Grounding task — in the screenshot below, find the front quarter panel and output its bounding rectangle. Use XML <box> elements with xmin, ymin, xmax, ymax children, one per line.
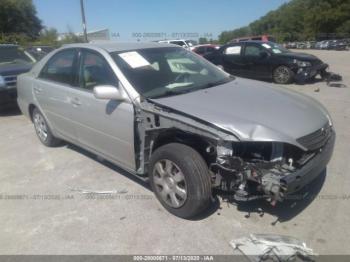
<box><xmin>17</xmin><ymin>73</ymin><xmax>35</xmax><ymax>119</ymax></box>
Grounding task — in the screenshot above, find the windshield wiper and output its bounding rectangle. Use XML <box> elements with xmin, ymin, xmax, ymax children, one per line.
<box><xmin>149</xmin><ymin>89</ymin><xmax>192</xmax><ymax>99</ymax></box>
<box><xmin>198</xmin><ymin>76</ymin><xmax>235</xmax><ymax>90</ymax></box>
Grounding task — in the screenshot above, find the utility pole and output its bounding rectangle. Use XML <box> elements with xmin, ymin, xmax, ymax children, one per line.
<box><xmin>80</xmin><ymin>0</ymin><xmax>88</xmax><ymax>42</ymax></box>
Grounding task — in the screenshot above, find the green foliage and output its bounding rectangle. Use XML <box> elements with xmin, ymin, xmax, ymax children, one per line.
<box><xmin>219</xmin><ymin>0</ymin><xmax>350</xmax><ymax>43</ymax></box>
<box><xmin>198</xmin><ymin>37</ymin><xmax>209</xmax><ymax>44</ymax></box>
<box><xmin>36</xmin><ymin>28</ymin><xmax>59</xmax><ymax>46</ymax></box>
<box><xmin>0</xmin><ymin>0</ymin><xmax>42</xmax><ymax>43</ymax></box>
<box><xmin>58</xmin><ymin>32</ymin><xmax>85</xmax><ymax>45</ymax></box>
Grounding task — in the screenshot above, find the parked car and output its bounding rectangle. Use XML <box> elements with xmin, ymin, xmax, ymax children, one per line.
<box><xmin>328</xmin><ymin>40</ymin><xmax>347</xmax><ymax>51</ymax></box>
<box><xmin>191</xmin><ymin>44</ymin><xmax>220</xmax><ymax>56</ymax></box>
<box><xmin>17</xmin><ymin>42</ymin><xmax>335</xmax><ymax>218</ymax></box>
<box><xmin>204</xmin><ymin>41</ymin><xmax>328</xmax><ymax>84</ymax></box>
<box><xmin>157</xmin><ymin>39</ymin><xmax>196</xmax><ymax>50</ymax></box>
<box><xmin>315</xmin><ymin>41</ymin><xmax>323</xmax><ymax>49</ymax></box>
<box><xmin>320</xmin><ymin>40</ymin><xmax>331</xmax><ymax>50</ymax></box>
<box><xmin>26</xmin><ymin>46</ymin><xmax>55</xmax><ymax>60</ymax></box>
<box><xmin>0</xmin><ymin>44</ymin><xmax>36</xmax><ymax>108</ymax></box>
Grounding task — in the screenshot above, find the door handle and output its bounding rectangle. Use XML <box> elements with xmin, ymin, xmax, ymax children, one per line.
<box><xmin>33</xmin><ymin>87</ymin><xmax>43</xmax><ymax>94</ymax></box>
<box><xmin>70</xmin><ymin>97</ymin><xmax>82</xmax><ymax>107</ymax></box>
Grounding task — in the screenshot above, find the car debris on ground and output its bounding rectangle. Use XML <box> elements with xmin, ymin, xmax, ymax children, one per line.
<box><xmin>231</xmin><ymin>234</ymin><xmax>316</xmax><ymax>262</ymax></box>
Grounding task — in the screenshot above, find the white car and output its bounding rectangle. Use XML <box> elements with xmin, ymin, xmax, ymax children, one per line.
<box><xmin>157</xmin><ymin>40</ymin><xmax>196</xmax><ymax>50</ymax></box>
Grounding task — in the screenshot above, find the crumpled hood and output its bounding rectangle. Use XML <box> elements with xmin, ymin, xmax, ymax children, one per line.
<box><xmin>151</xmin><ymin>78</ymin><xmax>331</xmax><ymax>149</ymax></box>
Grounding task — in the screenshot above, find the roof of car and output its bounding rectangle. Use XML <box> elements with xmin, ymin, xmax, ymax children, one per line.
<box><xmin>63</xmin><ymin>42</ymin><xmax>175</xmax><ymax>53</ymax></box>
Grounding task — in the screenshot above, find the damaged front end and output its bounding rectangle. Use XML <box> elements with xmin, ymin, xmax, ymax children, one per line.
<box><xmin>136</xmin><ymin>99</ymin><xmax>335</xmax><ymax>206</ymax></box>
<box><xmin>211</xmin><ymin>126</ymin><xmax>335</xmax><ymax>204</ymax></box>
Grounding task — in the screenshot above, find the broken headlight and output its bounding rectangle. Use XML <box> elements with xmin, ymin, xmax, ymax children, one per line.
<box><xmin>293</xmin><ymin>59</ymin><xmax>311</xmax><ymax>67</ymax></box>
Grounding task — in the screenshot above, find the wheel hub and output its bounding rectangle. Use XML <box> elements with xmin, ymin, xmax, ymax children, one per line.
<box><xmin>153</xmin><ymin>159</ymin><xmax>187</xmax><ymax>208</ymax></box>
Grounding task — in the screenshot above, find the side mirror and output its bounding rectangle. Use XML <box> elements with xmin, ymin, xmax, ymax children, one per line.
<box><xmin>259</xmin><ymin>51</ymin><xmax>269</xmax><ymax>59</ymax></box>
<box><xmin>93</xmin><ymin>85</ymin><xmax>127</xmax><ymax>101</ymax></box>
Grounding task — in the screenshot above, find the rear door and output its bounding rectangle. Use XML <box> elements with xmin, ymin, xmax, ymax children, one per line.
<box><xmin>221</xmin><ymin>43</ymin><xmax>245</xmax><ymax>76</ymax></box>
<box><xmin>34</xmin><ymin>48</ymin><xmax>79</xmax><ymax>141</ymax></box>
<box><xmin>67</xmin><ymin>49</ymin><xmax>136</xmax><ymax>171</ymax></box>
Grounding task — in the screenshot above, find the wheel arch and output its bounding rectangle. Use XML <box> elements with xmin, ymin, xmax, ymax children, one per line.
<box><xmin>151</xmin><ymin>128</ymin><xmax>216</xmax><ymax>166</ymax></box>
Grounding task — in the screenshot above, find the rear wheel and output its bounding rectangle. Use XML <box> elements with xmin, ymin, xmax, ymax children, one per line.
<box><xmin>32</xmin><ymin>108</ymin><xmax>61</xmax><ymax>147</ymax></box>
<box><xmin>273</xmin><ymin>65</ymin><xmax>294</xmax><ymax>84</ymax></box>
<box><xmin>149</xmin><ymin>143</ymin><xmax>212</xmax><ymax>219</ymax></box>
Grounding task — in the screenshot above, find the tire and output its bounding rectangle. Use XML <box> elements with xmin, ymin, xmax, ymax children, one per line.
<box><xmin>32</xmin><ymin>108</ymin><xmax>61</xmax><ymax>147</ymax></box>
<box><xmin>149</xmin><ymin>143</ymin><xmax>212</xmax><ymax>219</ymax></box>
<box><xmin>273</xmin><ymin>65</ymin><xmax>294</xmax><ymax>84</ymax></box>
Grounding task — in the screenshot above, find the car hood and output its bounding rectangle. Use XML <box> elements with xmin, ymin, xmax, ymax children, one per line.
<box><xmin>151</xmin><ymin>78</ymin><xmax>330</xmax><ymax>149</ymax></box>
<box><xmin>0</xmin><ymin>62</ymin><xmax>33</xmax><ymax>76</ymax></box>
<box><xmin>276</xmin><ymin>52</ymin><xmax>320</xmax><ymax>62</ymax></box>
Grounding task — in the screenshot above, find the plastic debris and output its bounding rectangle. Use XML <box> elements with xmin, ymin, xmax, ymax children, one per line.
<box><xmin>231</xmin><ymin>234</ymin><xmax>316</xmax><ymax>262</ymax></box>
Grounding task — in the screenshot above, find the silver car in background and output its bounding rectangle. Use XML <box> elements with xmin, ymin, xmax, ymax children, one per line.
<box><xmin>17</xmin><ymin>42</ymin><xmax>335</xmax><ymax>218</ymax></box>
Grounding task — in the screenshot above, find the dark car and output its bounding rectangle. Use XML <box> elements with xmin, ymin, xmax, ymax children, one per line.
<box><xmin>191</xmin><ymin>44</ymin><xmax>220</xmax><ymax>56</ymax></box>
<box><xmin>204</xmin><ymin>41</ymin><xmax>328</xmax><ymax>84</ymax></box>
<box><xmin>0</xmin><ymin>44</ymin><xmax>36</xmax><ymax>108</ymax></box>
<box><xmin>328</xmin><ymin>40</ymin><xmax>347</xmax><ymax>51</ymax></box>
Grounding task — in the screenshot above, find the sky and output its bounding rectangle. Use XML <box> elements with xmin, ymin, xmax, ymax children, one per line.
<box><xmin>33</xmin><ymin>0</ymin><xmax>289</xmax><ymax>41</ymax></box>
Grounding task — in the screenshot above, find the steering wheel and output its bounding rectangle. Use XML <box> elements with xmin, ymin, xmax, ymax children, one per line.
<box><xmin>174</xmin><ymin>72</ymin><xmax>190</xmax><ymax>83</ymax></box>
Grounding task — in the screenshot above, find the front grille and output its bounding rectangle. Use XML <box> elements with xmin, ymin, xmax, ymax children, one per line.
<box><xmin>4</xmin><ymin>75</ymin><xmax>17</xmax><ymax>88</ymax></box>
<box><xmin>297</xmin><ymin>123</ymin><xmax>332</xmax><ymax>151</ymax></box>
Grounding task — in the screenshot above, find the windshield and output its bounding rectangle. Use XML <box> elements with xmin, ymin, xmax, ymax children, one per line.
<box><xmin>111</xmin><ymin>47</ymin><xmax>233</xmax><ymax>99</ymax></box>
<box><xmin>0</xmin><ymin>47</ymin><xmax>35</xmax><ymax>64</ymax></box>
<box><xmin>261</xmin><ymin>42</ymin><xmax>291</xmax><ymax>54</ymax></box>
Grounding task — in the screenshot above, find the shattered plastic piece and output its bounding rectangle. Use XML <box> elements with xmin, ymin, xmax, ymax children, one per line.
<box><xmin>69</xmin><ymin>186</ymin><xmax>128</xmax><ymax>194</ymax></box>
<box><xmin>231</xmin><ymin>234</ymin><xmax>316</xmax><ymax>262</ymax></box>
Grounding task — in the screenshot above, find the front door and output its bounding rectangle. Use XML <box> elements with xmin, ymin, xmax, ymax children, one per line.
<box><xmin>242</xmin><ymin>43</ymin><xmax>271</xmax><ymax>79</ymax></box>
<box><xmin>68</xmin><ymin>49</ymin><xmax>135</xmax><ymax>171</ymax></box>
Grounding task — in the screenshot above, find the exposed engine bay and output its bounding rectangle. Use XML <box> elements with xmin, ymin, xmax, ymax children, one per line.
<box><xmin>136</xmin><ymin>99</ymin><xmax>335</xmax><ymax>205</ymax></box>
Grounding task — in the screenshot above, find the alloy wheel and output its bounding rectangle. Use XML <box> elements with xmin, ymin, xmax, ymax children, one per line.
<box><xmin>274</xmin><ymin>66</ymin><xmax>291</xmax><ymax>84</ymax></box>
<box><xmin>33</xmin><ymin>113</ymin><xmax>48</xmax><ymax>142</ymax></box>
<box><xmin>153</xmin><ymin>159</ymin><xmax>187</xmax><ymax>208</ymax></box>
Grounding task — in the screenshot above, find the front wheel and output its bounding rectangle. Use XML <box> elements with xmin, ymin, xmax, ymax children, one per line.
<box><xmin>273</xmin><ymin>65</ymin><xmax>294</xmax><ymax>84</ymax></box>
<box><xmin>149</xmin><ymin>143</ymin><xmax>212</xmax><ymax>219</ymax></box>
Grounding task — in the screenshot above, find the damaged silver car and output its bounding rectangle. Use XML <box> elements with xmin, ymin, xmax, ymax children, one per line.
<box><xmin>17</xmin><ymin>42</ymin><xmax>335</xmax><ymax>218</ymax></box>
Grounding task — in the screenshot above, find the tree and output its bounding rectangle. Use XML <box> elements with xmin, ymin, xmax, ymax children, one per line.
<box><xmin>198</xmin><ymin>37</ymin><xmax>208</xmax><ymax>44</ymax></box>
<box><xmin>37</xmin><ymin>28</ymin><xmax>59</xmax><ymax>45</ymax></box>
<box><xmin>0</xmin><ymin>0</ymin><xmax>42</xmax><ymax>43</ymax></box>
<box><xmin>218</xmin><ymin>0</ymin><xmax>350</xmax><ymax>43</ymax></box>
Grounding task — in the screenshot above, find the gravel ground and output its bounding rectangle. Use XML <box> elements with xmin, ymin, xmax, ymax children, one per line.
<box><xmin>0</xmin><ymin>49</ymin><xmax>349</xmax><ymax>255</ymax></box>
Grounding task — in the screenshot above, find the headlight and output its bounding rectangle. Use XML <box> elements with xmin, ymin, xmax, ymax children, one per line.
<box><xmin>294</xmin><ymin>60</ymin><xmax>311</xmax><ymax>67</ymax></box>
<box><xmin>0</xmin><ymin>75</ymin><xmax>6</xmax><ymax>88</ymax></box>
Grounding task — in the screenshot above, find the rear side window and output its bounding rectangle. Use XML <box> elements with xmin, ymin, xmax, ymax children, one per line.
<box><xmin>40</xmin><ymin>49</ymin><xmax>77</xmax><ymax>85</ymax></box>
<box><xmin>224</xmin><ymin>45</ymin><xmax>242</xmax><ymax>55</ymax></box>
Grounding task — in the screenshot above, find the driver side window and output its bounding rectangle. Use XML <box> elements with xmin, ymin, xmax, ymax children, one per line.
<box><xmin>79</xmin><ymin>50</ymin><xmax>118</xmax><ymax>91</ymax></box>
<box><xmin>244</xmin><ymin>44</ymin><xmax>263</xmax><ymax>57</ymax></box>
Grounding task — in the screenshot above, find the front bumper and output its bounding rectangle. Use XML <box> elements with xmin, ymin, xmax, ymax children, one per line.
<box><xmin>282</xmin><ymin>129</ymin><xmax>335</xmax><ymax>195</ymax></box>
<box><xmin>295</xmin><ymin>63</ymin><xmax>328</xmax><ymax>83</ymax></box>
